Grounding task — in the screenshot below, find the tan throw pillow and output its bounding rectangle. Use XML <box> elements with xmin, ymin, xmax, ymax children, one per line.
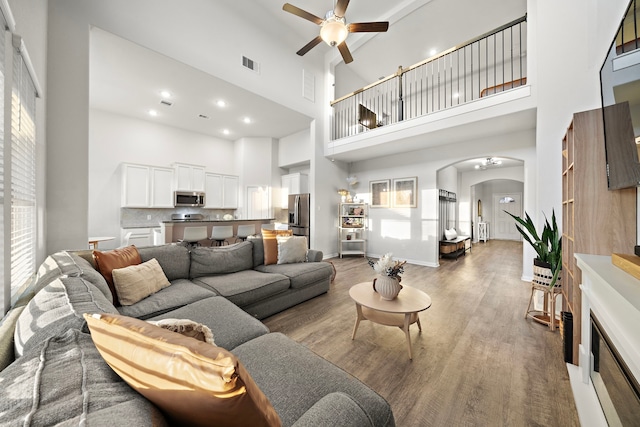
<box><xmin>84</xmin><ymin>313</ymin><xmax>281</xmax><ymax>427</ymax></box>
<box><xmin>262</xmin><ymin>229</ymin><xmax>293</xmax><ymax>265</ymax></box>
<box><xmin>146</xmin><ymin>318</ymin><xmax>215</xmax><ymax>345</ymax></box>
<box><xmin>93</xmin><ymin>245</ymin><xmax>142</xmax><ymax>305</ymax></box>
<box><xmin>111</xmin><ymin>258</ymin><xmax>171</xmax><ymax>306</ymax></box>
<box><xmin>276</xmin><ymin>235</ymin><xmax>308</xmax><ymax>264</ymax></box>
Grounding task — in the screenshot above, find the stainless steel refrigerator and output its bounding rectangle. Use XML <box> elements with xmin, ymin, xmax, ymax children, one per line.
<box><xmin>288</xmin><ymin>193</ymin><xmax>310</xmax><ymax>247</ymax></box>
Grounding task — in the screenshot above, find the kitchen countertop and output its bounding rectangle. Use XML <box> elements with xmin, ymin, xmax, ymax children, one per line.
<box><xmin>161</xmin><ymin>218</ymin><xmax>274</xmax><ymax>224</ymax></box>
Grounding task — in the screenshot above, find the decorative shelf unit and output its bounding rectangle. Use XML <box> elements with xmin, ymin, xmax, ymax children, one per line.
<box><xmin>561</xmin><ymin>107</ymin><xmax>636</xmax><ymax>365</ymax></box>
<box><xmin>338</xmin><ymin>203</ymin><xmax>367</xmax><ymax>258</ymax></box>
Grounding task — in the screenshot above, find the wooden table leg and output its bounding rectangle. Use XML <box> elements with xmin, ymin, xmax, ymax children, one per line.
<box><xmin>352</xmin><ymin>303</ymin><xmax>363</xmax><ymax>340</ymax></box>
<box><xmin>416</xmin><ymin>315</ymin><xmax>422</xmax><ymax>333</ymax></box>
<box><xmin>403</xmin><ymin>313</ymin><xmax>413</xmax><ymax>360</ymax></box>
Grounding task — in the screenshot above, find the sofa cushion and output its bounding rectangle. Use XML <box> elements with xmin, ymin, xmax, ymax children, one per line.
<box><xmin>85</xmin><ymin>313</ymin><xmax>282</xmax><ymax>427</ymax></box>
<box><xmin>0</xmin><ymin>329</ymin><xmax>166</xmax><ymax>426</ymax></box>
<box><xmin>137</xmin><ymin>244</ymin><xmax>191</xmax><ymax>281</ymax></box>
<box><xmin>292</xmin><ymin>392</ymin><xmax>374</xmax><ymax>427</ymax></box>
<box><xmin>262</xmin><ymin>229</ymin><xmax>293</xmax><ymax>265</ymax></box>
<box><xmin>14</xmin><ymin>276</ymin><xmax>119</xmax><ymax>358</ymax></box>
<box><xmin>147</xmin><ymin>317</ymin><xmax>215</xmax><ymax>345</ymax></box>
<box><xmin>189</xmin><ymin>241</ymin><xmax>253</xmax><ymax>278</ymax></box>
<box><xmin>93</xmin><ymin>245</ymin><xmax>142</xmax><ymax>305</ymax></box>
<box><xmin>254</xmin><ymin>262</ymin><xmax>334</xmax><ymax>290</ymax></box>
<box><xmin>276</xmin><ymin>235</ymin><xmax>308</xmax><ymax>264</ymax></box>
<box><xmin>117</xmin><ymin>278</ymin><xmax>217</xmax><ymax>320</ymax></box>
<box><xmin>192</xmin><ymin>270</ymin><xmax>290</xmax><ymax>307</ymax></box>
<box><xmin>233</xmin><ymin>333</ymin><xmax>395</xmax><ymax>427</ymax></box>
<box><xmin>112</xmin><ymin>258</ymin><xmax>171</xmax><ymax>305</ymax></box>
<box><xmin>248</xmin><ymin>236</ymin><xmax>265</xmax><ymax>268</ymax></box>
<box><xmin>148</xmin><ymin>296</ymin><xmax>269</xmax><ymax>350</ymax></box>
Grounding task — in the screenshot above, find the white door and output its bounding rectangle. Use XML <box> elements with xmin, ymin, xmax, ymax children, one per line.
<box><xmin>493</xmin><ymin>193</ymin><xmax>522</xmax><ymax>240</ymax></box>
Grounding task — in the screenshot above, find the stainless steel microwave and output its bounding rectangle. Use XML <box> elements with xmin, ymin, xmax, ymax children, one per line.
<box><xmin>174</xmin><ymin>191</ymin><xmax>205</xmax><ymax>207</ymax></box>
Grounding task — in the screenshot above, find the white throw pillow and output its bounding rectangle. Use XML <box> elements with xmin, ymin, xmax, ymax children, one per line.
<box><xmin>276</xmin><ymin>235</ymin><xmax>308</xmax><ymax>264</ymax></box>
<box><xmin>111</xmin><ymin>258</ymin><xmax>171</xmax><ymax>305</ymax></box>
<box><xmin>444</xmin><ymin>228</ymin><xmax>458</xmax><ymax>240</ymax></box>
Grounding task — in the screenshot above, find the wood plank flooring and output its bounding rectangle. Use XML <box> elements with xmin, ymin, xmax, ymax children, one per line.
<box><xmin>263</xmin><ymin>240</ymin><xmax>580</xmax><ymax>427</ymax></box>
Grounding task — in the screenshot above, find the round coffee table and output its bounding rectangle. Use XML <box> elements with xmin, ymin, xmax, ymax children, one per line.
<box><xmin>349</xmin><ymin>282</ymin><xmax>432</xmax><ymax>360</ymax></box>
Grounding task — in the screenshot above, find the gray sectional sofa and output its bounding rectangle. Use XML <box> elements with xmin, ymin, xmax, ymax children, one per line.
<box><xmin>0</xmin><ymin>241</ymin><xmax>395</xmax><ymax>426</ymax></box>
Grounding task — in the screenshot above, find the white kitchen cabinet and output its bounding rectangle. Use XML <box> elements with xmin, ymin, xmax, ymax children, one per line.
<box><xmin>205</xmin><ymin>173</ymin><xmax>238</xmax><ymax>208</ymax></box>
<box><xmin>174</xmin><ymin>163</ymin><xmax>206</xmax><ymax>191</ymax></box>
<box><xmin>205</xmin><ymin>173</ymin><xmax>223</xmax><ymax>208</ymax></box>
<box><xmin>122</xmin><ymin>163</ymin><xmax>174</xmax><ymax>208</ymax></box>
<box><xmin>122</xmin><ymin>227</ymin><xmax>160</xmax><ymax>247</ymax></box>
<box><xmin>222</xmin><ymin>175</ymin><xmax>239</xmax><ymax>208</ymax></box>
<box><xmin>121</xmin><ymin>163</ymin><xmax>150</xmax><ymax>207</ymax></box>
<box><xmin>281</xmin><ymin>173</ymin><xmax>308</xmax><ymax>208</ymax></box>
<box><xmin>150</xmin><ymin>167</ymin><xmax>174</xmax><ymax>207</ymax></box>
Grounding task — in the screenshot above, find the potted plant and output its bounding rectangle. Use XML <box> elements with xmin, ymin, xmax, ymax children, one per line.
<box><xmin>505</xmin><ymin>210</ymin><xmax>562</xmax><ymax>288</ymax></box>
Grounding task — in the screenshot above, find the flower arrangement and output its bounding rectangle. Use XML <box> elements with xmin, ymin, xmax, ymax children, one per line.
<box><xmin>367</xmin><ymin>253</ymin><xmax>406</xmax><ymax>279</ymax></box>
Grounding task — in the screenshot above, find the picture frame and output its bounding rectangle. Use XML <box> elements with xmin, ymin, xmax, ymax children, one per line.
<box><xmin>393</xmin><ymin>177</ymin><xmax>417</xmax><ymax>208</ymax></box>
<box><xmin>369</xmin><ymin>179</ymin><xmax>390</xmax><ymax>208</ymax></box>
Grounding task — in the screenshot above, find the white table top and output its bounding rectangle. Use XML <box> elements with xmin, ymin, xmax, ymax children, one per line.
<box><xmin>349</xmin><ymin>282</ymin><xmax>432</xmax><ymax>314</ymax></box>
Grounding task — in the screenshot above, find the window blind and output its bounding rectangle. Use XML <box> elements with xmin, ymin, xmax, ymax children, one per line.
<box><xmin>10</xmin><ymin>49</ymin><xmax>36</xmax><ymax>296</ymax></box>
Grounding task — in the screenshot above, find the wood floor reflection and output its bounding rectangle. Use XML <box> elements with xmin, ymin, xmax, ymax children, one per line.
<box><xmin>263</xmin><ymin>240</ymin><xmax>579</xmax><ymax>427</ymax></box>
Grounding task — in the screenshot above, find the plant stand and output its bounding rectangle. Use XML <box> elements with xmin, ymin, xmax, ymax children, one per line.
<box><xmin>525</xmin><ymin>283</ymin><xmax>563</xmax><ymax>331</ymax></box>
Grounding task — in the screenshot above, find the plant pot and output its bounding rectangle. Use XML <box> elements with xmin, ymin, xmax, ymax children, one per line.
<box><xmin>533</xmin><ymin>258</ymin><xmax>561</xmax><ymax>287</ymax></box>
<box><xmin>372</xmin><ymin>275</ymin><xmax>403</xmax><ymax>300</ymax></box>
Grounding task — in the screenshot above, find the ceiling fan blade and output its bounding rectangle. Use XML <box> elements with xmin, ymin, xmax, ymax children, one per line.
<box><xmin>337</xmin><ymin>41</ymin><xmax>353</xmax><ymax>64</ymax></box>
<box><xmin>296</xmin><ymin>36</ymin><xmax>323</xmax><ymax>56</ymax></box>
<box><xmin>334</xmin><ymin>0</ymin><xmax>350</xmax><ymax>18</ymax></box>
<box><xmin>348</xmin><ymin>22</ymin><xmax>390</xmax><ymax>33</ymax></box>
<box><xmin>283</xmin><ymin>3</ymin><xmax>324</xmax><ymax>25</ymax></box>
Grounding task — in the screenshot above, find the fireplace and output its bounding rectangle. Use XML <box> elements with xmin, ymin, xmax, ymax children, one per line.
<box><xmin>590</xmin><ymin>313</ymin><xmax>640</xmax><ymax>425</ymax></box>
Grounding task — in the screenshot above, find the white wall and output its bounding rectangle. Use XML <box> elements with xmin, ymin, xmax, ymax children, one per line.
<box><xmin>279</xmin><ymin>129</ymin><xmax>310</xmax><ymax>168</ymax></box>
<box><xmin>234</xmin><ymin>137</ymin><xmax>277</xmax><ymax>219</ymax></box>
<box><xmin>88</xmin><ymin>109</ymin><xmax>235</xmax><ymax>244</ymax></box>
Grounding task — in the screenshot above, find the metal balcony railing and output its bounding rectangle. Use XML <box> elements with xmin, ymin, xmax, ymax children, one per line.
<box><xmin>330</xmin><ymin>15</ymin><xmax>528</xmax><ymax>141</ymax></box>
<box><xmin>617</xmin><ymin>0</ymin><xmax>639</xmax><ymax>55</ymax></box>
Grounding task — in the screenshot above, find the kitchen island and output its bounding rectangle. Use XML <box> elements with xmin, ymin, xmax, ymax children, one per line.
<box><xmin>160</xmin><ymin>219</ymin><xmax>276</xmax><ymax>244</ymax></box>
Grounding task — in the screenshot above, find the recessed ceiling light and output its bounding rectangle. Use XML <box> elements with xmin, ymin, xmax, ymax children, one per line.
<box><xmin>243</xmin><ymin>117</ymin><xmax>251</xmax><ymax>124</ymax></box>
<box><xmin>429</xmin><ymin>49</ymin><xmax>437</xmax><ymax>56</ymax></box>
<box><xmin>223</xmin><ymin>129</ymin><xmax>230</xmax><ymax>135</ymax></box>
<box><xmin>148</xmin><ymin>109</ymin><xmax>158</xmax><ymax>117</ymax></box>
<box><xmin>216</xmin><ymin>100</ymin><xmax>227</xmax><ymax>108</ymax></box>
<box><xmin>160</xmin><ymin>90</ymin><xmax>171</xmax><ymax>99</ymax></box>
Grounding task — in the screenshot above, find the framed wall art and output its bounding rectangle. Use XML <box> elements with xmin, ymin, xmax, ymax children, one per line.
<box><xmin>393</xmin><ymin>177</ymin><xmax>417</xmax><ymax>208</ymax></box>
<box><xmin>369</xmin><ymin>179</ymin><xmax>390</xmax><ymax>208</ymax></box>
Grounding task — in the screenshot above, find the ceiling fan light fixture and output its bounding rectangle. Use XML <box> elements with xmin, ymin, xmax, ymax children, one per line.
<box><xmin>320</xmin><ymin>16</ymin><xmax>348</xmax><ymax>47</ymax></box>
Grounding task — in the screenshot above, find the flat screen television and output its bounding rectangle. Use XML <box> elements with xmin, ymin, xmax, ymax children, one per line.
<box><xmin>599</xmin><ymin>0</ymin><xmax>640</xmax><ymax>190</ymax></box>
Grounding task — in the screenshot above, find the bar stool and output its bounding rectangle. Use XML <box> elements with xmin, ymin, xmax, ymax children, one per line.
<box><xmin>209</xmin><ymin>226</ymin><xmax>233</xmax><ymax>246</ymax></box>
<box><xmin>178</xmin><ymin>226</ymin><xmax>208</xmax><ymax>248</ymax></box>
<box><xmin>236</xmin><ymin>224</ymin><xmax>256</xmax><ymax>242</ymax></box>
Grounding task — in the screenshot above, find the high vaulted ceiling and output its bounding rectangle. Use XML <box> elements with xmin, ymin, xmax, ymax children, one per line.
<box><xmin>89</xmin><ymin>0</ymin><xmax>528</xmax><ymax>159</ymax></box>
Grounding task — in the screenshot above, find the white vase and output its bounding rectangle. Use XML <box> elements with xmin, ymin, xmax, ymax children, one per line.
<box><xmin>373</xmin><ymin>275</ymin><xmax>402</xmax><ymax>300</ymax></box>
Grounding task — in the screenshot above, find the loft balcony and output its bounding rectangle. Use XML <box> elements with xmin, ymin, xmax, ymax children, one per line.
<box><xmin>328</xmin><ymin>15</ymin><xmax>535</xmax><ymax>161</ymax></box>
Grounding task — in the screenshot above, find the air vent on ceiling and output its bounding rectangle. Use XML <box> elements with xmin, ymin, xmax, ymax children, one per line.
<box><xmin>198</xmin><ymin>114</ymin><xmax>210</xmax><ymax>119</ymax></box>
<box><xmin>160</xmin><ymin>99</ymin><xmax>173</xmax><ymax>107</ymax></box>
<box><xmin>242</xmin><ymin>55</ymin><xmax>260</xmax><ymax>73</ymax></box>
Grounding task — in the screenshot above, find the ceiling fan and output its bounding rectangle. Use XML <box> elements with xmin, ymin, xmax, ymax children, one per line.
<box><xmin>282</xmin><ymin>0</ymin><xmax>389</xmax><ymax>64</ymax></box>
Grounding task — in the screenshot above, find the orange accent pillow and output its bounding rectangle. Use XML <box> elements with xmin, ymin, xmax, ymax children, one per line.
<box><xmin>93</xmin><ymin>245</ymin><xmax>141</xmax><ymax>306</ymax></box>
<box><xmin>84</xmin><ymin>313</ymin><xmax>281</xmax><ymax>427</ymax></box>
<box><xmin>261</xmin><ymin>229</ymin><xmax>293</xmax><ymax>265</ymax></box>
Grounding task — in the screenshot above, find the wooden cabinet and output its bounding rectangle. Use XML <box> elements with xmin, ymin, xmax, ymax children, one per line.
<box><xmin>281</xmin><ymin>173</ymin><xmax>308</xmax><ymax>208</ymax></box>
<box><xmin>121</xmin><ymin>163</ymin><xmax>173</xmax><ymax>208</ymax></box>
<box><xmin>174</xmin><ymin>163</ymin><xmax>205</xmax><ymax>191</ymax></box>
<box><xmin>205</xmin><ymin>173</ymin><xmax>238</xmax><ymax>209</ymax></box>
<box><xmin>338</xmin><ymin>203</ymin><xmax>367</xmax><ymax>258</ymax></box>
<box><xmin>561</xmin><ymin>107</ymin><xmax>636</xmax><ymax>365</ymax></box>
